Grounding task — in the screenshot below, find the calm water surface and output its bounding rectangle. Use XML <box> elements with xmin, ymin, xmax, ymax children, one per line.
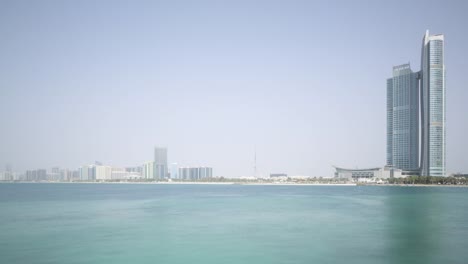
<box><xmin>0</xmin><ymin>183</ymin><xmax>467</xmax><ymax>264</ymax></box>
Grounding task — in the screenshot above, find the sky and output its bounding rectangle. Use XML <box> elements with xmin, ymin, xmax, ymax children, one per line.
<box><xmin>0</xmin><ymin>0</ymin><xmax>467</xmax><ymax>177</ymax></box>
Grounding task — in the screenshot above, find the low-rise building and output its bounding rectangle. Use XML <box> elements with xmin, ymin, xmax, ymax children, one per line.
<box><xmin>270</xmin><ymin>173</ymin><xmax>287</xmax><ymax>178</ymax></box>
<box><xmin>333</xmin><ymin>166</ymin><xmax>402</xmax><ymax>180</ymax></box>
<box><xmin>112</xmin><ymin>167</ymin><xmax>142</xmax><ymax>180</ymax></box>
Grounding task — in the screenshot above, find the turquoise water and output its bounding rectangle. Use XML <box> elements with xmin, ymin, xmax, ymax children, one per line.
<box><xmin>0</xmin><ymin>184</ymin><xmax>467</xmax><ymax>264</ymax></box>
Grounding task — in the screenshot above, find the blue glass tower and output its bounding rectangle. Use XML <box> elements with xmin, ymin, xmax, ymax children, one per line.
<box><xmin>387</xmin><ymin>64</ymin><xmax>420</xmax><ymax>172</ymax></box>
<box><xmin>420</xmin><ymin>31</ymin><xmax>446</xmax><ymax>177</ymax></box>
<box><xmin>387</xmin><ymin>30</ymin><xmax>445</xmax><ymax>177</ymax></box>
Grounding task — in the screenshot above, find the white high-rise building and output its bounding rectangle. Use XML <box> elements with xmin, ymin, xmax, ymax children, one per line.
<box><xmin>95</xmin><ymin>165</ymin><xmax>112</xmax><ymax>180</ymax></box>
<box><xmin>142</xmin><ymin>161</ymin><xmax>155</xmax><ymax>179</ymax></box>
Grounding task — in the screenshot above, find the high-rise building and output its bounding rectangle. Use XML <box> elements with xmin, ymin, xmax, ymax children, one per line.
<box><xmin>387</xmin><ymin>30</ymin><xmax>445</xmax><ymax>177</ymax></box>
<box><xmin>179</xmin><ymin>167</ymin><xmax>190</xmax><ymax>180</ymax></box>
<box><xmin>170</xmin><ymin>163</ymin><xmax>178</xmax><ymax>179</ymax></box>
<box><xmin>26</xmin><ymin>169</ymin><xmax>47</xmax><ymax>181</ymax></box>
<box><xmin>386</xmin><ymin>64</ymin><xmax>420</xmax><ymax>172</ymax></box>
<box><xmin>48</xmin><ymin>167</ymin><xmax>61</xmax><ymax>181</ymax></box>
<box><xmin>199</xmin><ymin>167</ymin><xmax>213</xmax><ymax>179</ymax></box>
<box><xmin>60</xmin><ymin>169</ymin><xmax>71</xmax><ymax>181</ymax></box>
<box><xmin>189</xmin><ymin>167</ymin><xmax>199</xmax><ymax>180</ymax></box>
<box><xmin>4</xmin><ymin>164</ymin><xmax>13</xmax><ymax>181</ymax></box>
<box><xmin>154</xmin><ymin>147</ymin><xmax>168</xmax><ymax>179</ymax></box>
<box><xmin>71</xmin><ymin>170</ymin><xmax>80</xmax><ymax>181</ymax></box>
<box><xmin>95</xmin><ymin>165</ymin><xmax>112</xmax><ymax>180</ymax></box>
<box><xmin>78</xmin><ymin>164</ymin><xmax>111</xmax><ymax>181</ymax></box>
<box><xmin>178</xmin><ymin>166</ymin><xmax>213</xmax><ymax>180</ymax></box>
<box><xmin>420</xmin><ymin>31</ymin><xmax>446</xmax><ymax>177</ymax></box>
<box><xmin>79</xmin><ymin>165</ymin><xmax>96</xmax><ymax>181</ymax></box>
<box><xmin>142</xmin><ymin>161</ymin><xmax>155</xmax><ymax>179</ymax></box>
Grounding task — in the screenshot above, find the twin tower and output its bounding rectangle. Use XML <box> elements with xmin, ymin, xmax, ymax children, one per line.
<box><xmin>387</xmin><ymin>30</ymin><xmax>446</xmax><ymax>176</ymax></box>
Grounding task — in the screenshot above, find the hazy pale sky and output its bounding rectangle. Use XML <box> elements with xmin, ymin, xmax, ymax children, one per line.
<box><xmin>0</xmin><ymin>0</ymin><xmax>467</xmax><ymax>177</ymax></box>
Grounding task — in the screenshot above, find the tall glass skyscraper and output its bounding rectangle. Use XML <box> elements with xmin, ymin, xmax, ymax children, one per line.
<box><xmin>387</xmin><ymin>30</ymin><xmax>445</xmax><ymax>177</ymax></box>
<box><xmin>387</xmin><ymin>64</ymin><xmax>420</xmax><ymax>172</ymax></box>
<box><xmin>420</xmin><ymin>31</ymin><xmax>446</xmax><ymax>177</ymax></box>
<box><xmin>154</xmin><ymin>147</ymin><xmax>168</xmax><ymax>179</ymax></box>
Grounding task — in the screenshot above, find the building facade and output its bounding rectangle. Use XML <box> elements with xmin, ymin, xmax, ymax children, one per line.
<box><xmin>142</xmin><ymin>161</ymin><xmax>155</xmax><ymax>179</ymax></box>
<box><xmin>386</xmin><ymin>64</ymin><xmax>420</xmax><ymax>172</ymax></box>
<box><xmin>154</xmin><ymin>147</ymin><xmax>168</xmax><ymax>179</ymax></box>
<box><xmin>81</xmin><ymin>165</ymin><xmax>96</xmax><ymax>180</ymax></box>
<box><xmin>386</xmin><ymin>30</ymin><xmax>446</xmax><ymax>177</ymax></box>
<box><xmin>112</xmin><ymin>167</ymin><xmax>142</xmax><ymax>180</ymax></box>
<box><xmin>199</xmin><ymin>167</ymin><xmax>212</xmax><ymax>179</ymax></box>
<box><xmin>420</xmin><ymin>31</ymin><xmax>446</xmax><ymax>177</ymax></box>
<box><xmin>95</xmin><ymin>165</ymin><xmax>112</xmax><ymax>180</ymax></box>
<box><xmin>170</xmin><ymin>163</ymin><xmax>178</xmax><ymax>179</ymax></box>
<box><xmin>334</xmin><ymin>166</ymin><xmax>402</xmax><ymax>180</ymax></box>
<box><xmin>26</xmin><ymin>169</ymin><xmax>47</xmax><ymax>181</ymax></box>
<box><xmin>125</xmin><ymin>166</ymin><xmax>143</xmax><ymax>175</ymax></box>
<box><xmin>178</xmin><ymin>167</ymin><xmax>213</xmax><ymax>180</ymax></box>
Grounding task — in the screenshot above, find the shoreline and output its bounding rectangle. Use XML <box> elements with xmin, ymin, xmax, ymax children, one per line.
<box><xmin>362</xmin><ymin>183</ymin><xmax>468</xmax><ymax>187</ymax></box>
<box><xmin>2</xmin><ymin>181</ymin><xmax>468</xmax><ymax>187</ymax></box>
<box><xmin>0</xmin><ymin>181</ymin><xmax>356</xmax><ymax>186</ymax></box>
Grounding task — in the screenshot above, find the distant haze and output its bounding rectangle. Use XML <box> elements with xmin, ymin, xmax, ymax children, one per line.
<box><xmin>1</xmin><ymin>0</ymin><xmax>467</xmax><ymax>177</ymax></box>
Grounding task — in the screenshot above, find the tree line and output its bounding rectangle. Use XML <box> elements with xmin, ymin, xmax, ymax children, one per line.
<box><xmin>388</xmin><ymin>175</ymin><xmax>468</xmax><ymax>185</ymax></box>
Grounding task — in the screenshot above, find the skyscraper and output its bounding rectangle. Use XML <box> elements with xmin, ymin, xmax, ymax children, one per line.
<box><xmin>420</xmin><ymin>31</ymin><xmax>446</xmax><ymax>177</ymax></box>
<box><xmin>387</xmin><ymin>30</ymin><xmax>445</xmax><ymax>177</ymax></box>
<box><xmin>387</xmin><ymin>64</ymin><xmax>420</xmax><ymax>172</ymax></box>
<box><xmin>79</xmin><ymin>164</ymin><xmax>97</xmax><ymax>181</ymax></box>
<box><xmin>154</xmin><ymin>147</ymin><xmax>168</xmax><ymax>179</ymax></box>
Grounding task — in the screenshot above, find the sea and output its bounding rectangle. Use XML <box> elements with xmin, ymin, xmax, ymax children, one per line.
<box><xmin>0</xmin><ymin>183</ymin><xmax>467</xmax><ymax>264</ymax></box>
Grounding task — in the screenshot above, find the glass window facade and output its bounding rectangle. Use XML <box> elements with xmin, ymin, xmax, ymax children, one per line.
<box><xmin>386</xmin><ymin>64</ymin><xmax>419</xmax><ymax>171</ymax></box>
<box><xmin>421</xmin><ymin>32</ymin><xmax>446</xmax><ymax>177</ymax></box>
<box><xmin>154</xmin><ymin>147</ymin><xmax>168</xmax><ymax>179</ymax></box>
<box><xmin>387</xmin><ymin>31</ymin><xmax>445</xmax><ymax>177</ymax></box>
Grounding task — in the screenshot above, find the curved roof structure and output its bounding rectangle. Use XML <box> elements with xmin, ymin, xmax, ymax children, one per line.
<box><xmin>332</xmin><ymin>166</ymin><xmax>381</xmax><ymax>172</ymax></box>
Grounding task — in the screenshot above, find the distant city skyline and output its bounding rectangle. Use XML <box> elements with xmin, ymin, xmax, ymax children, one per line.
<box><xmin>1</xmin><ymin>0</ymin><xmax>467</xmax><ymax>177</ymax></box>
<box><xmin>12</xmin><ymin>147</ymin><xmax>215</xmax><ymax>181</ymax></box>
